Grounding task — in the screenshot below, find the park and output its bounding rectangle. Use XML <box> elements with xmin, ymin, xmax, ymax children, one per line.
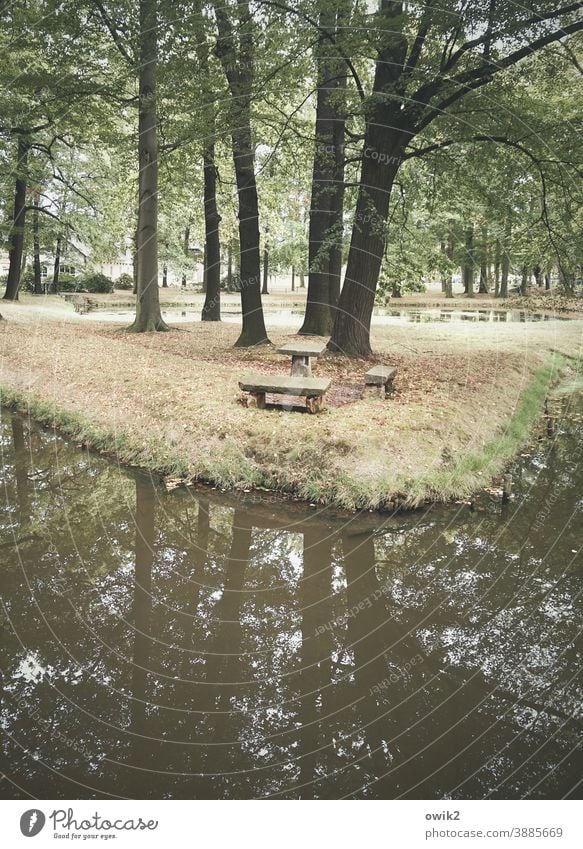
<box><xmin>1</xmin><ymin>0</ymin><xmax>582</xmax><ymax>807</ymax></box>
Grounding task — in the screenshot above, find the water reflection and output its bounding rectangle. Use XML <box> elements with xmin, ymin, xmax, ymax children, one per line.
<box><xmin>1</xmin><ymin>403</ymin><xmax>581</xmax><ymax>799</ymax></box>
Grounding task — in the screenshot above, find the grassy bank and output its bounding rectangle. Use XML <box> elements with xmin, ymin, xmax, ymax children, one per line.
<box><xmin>0</xmin><ymin>301</ymin><xmax>580</xmax><ymax>510</ymax></box>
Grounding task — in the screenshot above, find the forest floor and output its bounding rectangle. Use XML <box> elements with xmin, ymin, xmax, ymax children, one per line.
<box><xmin>1</xmin><ymin>293</ymin><xmax>582</xmax><ymax>510</ymax></box>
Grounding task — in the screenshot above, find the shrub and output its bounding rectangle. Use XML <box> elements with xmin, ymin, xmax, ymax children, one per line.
<box><xmin>56</xmin><ymin>273</ymin><xmax>81</xmax><ymax>292</ymax></box>
<box><xmin>76</xmin><ymin>272</ymin><xmax>114</xmax><ymax>294</ymax></box>
<box><xmin>115</xmin><ymin>273</ymin><xmax>134</xmax><ymax>290</ymax></box>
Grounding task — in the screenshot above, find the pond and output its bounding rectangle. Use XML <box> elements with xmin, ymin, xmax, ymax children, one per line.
<box><xmin>84</xmin><ymin>307</ymin><xmax>571</xmax><ymax>326</ymax></box>
<box><xmin>1</xmin><ymin>398</ymin><xmax>582</xmax><ymax>799</ymax></box>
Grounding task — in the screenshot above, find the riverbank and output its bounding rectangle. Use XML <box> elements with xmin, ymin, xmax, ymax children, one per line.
<box><xmin>1</xmin><ymin>299</ymin><xmax>581</xmax><ymax>509</ymax></box>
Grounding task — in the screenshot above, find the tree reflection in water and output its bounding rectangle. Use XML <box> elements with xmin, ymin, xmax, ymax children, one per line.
<box><xmin>1</xmin><ymin>401</ymin><xmax>582</xmax><ymax>799</ymax></box>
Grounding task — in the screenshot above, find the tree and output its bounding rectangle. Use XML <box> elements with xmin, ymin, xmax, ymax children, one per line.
<box><xmin>326</xmin><ymin>1</ymin><xmax>583</xmax><ymax>355</ymax></box>
<box><xmin>213</xmin><ymin>0</ymin><xmax>269</xmax><ymax>346</ymax></box>
<box><xmin>129</xmin><ymin>0</ymin><xmax>167</xmax><ymax>331</ymax></box>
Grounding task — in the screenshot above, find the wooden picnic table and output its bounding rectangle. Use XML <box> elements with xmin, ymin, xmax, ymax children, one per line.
<box><xmin>276</xmin><ymin>340</ymin><xmax>327</xmax><ymax>376</ymax></box>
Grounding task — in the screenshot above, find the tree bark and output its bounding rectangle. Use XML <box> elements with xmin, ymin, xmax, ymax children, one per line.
<box><xmin>214</xmin><ymin>1</ymin><xmax>268</xmax><ymax>346</ymax></box>
<box><xmin>499</xmin><ymin>216</ymin><xmax>511</xmax><ymax>298</ymax></box>
<box><xmin>445</xmin><ymin>227</ymin><xmax>454</xmax><ymax>298</ymax></box>
<box><xmin>300</xmin><ymin>4</ymin><xmax>346</xmax><ymax>337</ymax></box>
<box><xmin>201</xmin><ymin>138</ymin><xmax>222</xmax><ymax>321</ymax></box>
<box><xmin>520</xmin><ymin>264</ymin><xmax>529</xmax><ymax>296</ymax></box>
<box><xmin>51</xmin><ymin>236</ymin><xmax>62</xmax><ymax>293</ymax></box>
<box><xmin>328</xmin><ymin>4</ymin><xmax>408</xmax><ymax>356</ymax></box>
<box><xmin>462</xmin><ymin>225</ymin><xmax>475</xmax><ymax>298</ymax></box>
<box><xmin>129</xmin><ymin>0</ymin><xmax>167</xmax><ymax>332</ymax></box>
<box><xmin>478</xmin><ymin>227</ymin><xmax>489</xmax><ymax>293</ymax></box>
<box><xmin>162</xmin><ymin>263</ymin><xmax>168</xmax><ymax>287</ymax></box>
<box><xmin>3</xmin><ymin>136</ymin><xmax>29</xmax><ymax>302</ymax></box>
<box><xmin>494</xmin><ymin>237</ymin><xmax>501</xmax><ymax>297</ymax></box>
<box><xmin>545</xmin><ymin>272</ymin><xmax>551</xmax><ymax>290</ymax></box>
<box><xmin>32</xmin><ymin>195</ymin><xmax>43</xmax><ymax>294</ymax></box>
<box><xmin>291</xmin><ymin>264</ymin><xmax>295</xmax><ymax>292</ymax></box>
<box><xmin>261</xmin><ymin>237</ymin><xmax>269</xmax><ymax>295</ymax></box>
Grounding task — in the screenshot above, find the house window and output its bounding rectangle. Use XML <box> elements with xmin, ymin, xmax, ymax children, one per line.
<box><xmin>59</xmin><ymin>264</ymin><xmax>76</xmax><ymax>276</ymax></box>
<box><xmin>41</xmin><ymin>266</ymin><xmax>48</xmax><ymax>278</ymax></box>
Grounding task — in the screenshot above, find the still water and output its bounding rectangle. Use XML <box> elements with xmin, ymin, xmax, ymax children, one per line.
<box><xmin>1</xmin><ymin>400</ymin><xmax>582</xmax><ymax>799</ymax></box>
<box><xmin>84</xmin><ymin>307</ymin><xmax>569</xmax><ymax>326</ymax></box>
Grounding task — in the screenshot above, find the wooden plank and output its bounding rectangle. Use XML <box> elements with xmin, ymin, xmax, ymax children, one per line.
<box><xmin>365</xmin><ymin>365</ymin><xmax>397</xmax><ymax>386</ymax></box>
<box><xmin>277</xmin><ymin>340</ymin><xmax>328</xmax><ymax>357</ymax></box>
<box><xmin>239</xmin><ymin>373</ymin><xmax>330</xmax><ymax>396</ymax></box>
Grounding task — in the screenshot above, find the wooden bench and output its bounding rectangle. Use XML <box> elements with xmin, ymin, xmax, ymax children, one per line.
<box><xmin>364</xmin><ymin>365</ymin><xmax>397</xmax><ymax>398</ymax></box>
<box><xmin>239</xmin><ymin>373</ymin><xmax>331</xmax><ymax>413</ymax></box>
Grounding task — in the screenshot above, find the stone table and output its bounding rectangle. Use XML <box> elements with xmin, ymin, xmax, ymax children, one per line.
<box><xmin>276</xmin><ymin>340</ymin><xmax>328</xmax><ymax>376</ymax></box>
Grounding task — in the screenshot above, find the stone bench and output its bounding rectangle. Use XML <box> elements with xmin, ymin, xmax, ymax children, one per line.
<box><xmin>239</xmin><ymin>373</ymin><xmax>331</xmax><ymax>413</ymax></box>
<box><xmin>364</xmin><ymin>365</ymin><xmax>397</xmax><ymax>398</ymax></box>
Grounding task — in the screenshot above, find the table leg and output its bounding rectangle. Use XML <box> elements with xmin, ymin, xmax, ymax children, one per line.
<box><xmin>291</xmin><ymin>355</ymin><xmax>311</xmax><ymax>376</ymax></box>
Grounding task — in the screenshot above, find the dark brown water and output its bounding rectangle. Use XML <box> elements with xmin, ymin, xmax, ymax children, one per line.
<box><xmin>1</xmin><ymin>399</ymin><xmax>582</xmax><ymax>800</ymax></box>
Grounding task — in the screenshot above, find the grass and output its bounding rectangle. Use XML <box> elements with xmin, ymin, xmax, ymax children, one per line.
<box><xmin>1</xmin><ymin>296</ymin><xmax>581</xmax><ymax>511</ymax></box>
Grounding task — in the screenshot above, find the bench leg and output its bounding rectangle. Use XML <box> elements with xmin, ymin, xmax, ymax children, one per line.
<box><xmin>306</xmin><ymin>394</ymin><xmax>324</xmax><ymax>414</ymax></box>
<box><xmin>291</xmin><ymin>355</ymin><xmax>311</xmax><ymax>376</ymax></box>
<box><xmin>241</xmin><ymin>391</ymin><xmax>266</xmax><ymax>409</ymax></box>
<box><xmin>363</xmin><ymin>384</ymin><xmax>383</xmax><ymax>399</ymax></box>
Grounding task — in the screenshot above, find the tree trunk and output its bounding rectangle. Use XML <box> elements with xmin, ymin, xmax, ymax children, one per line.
<box><xmin>129</xmin><ymin>0</ymin><xmax>167</xmax><ymax>332</ymax></box>
<box><xmin>328</xmin><ymin>5</ymin><xmax>408</xmax><ymax>356</ymax></box>
<box><xmin>462</xmin><ymin>225</ymin><xmax>475</xmax><ymax>298</ymax></box>
<box><xmin>32</xmin><ymin>196</ymin><xmax>43</xmax><ymax>294</ymax></box>
<box><xmin>51</xmin><ymin>237</ymin><xmax>62</xmax><ymax>293</ymax></box>
<box><xmin>291</xmin><ymin>265</ymin><xmax>295</xmax><ymax>292</ymax></box>
<box><xmin>3</xmin><ymin>136</ymin><xmax>29</xmax><ymax>302</ymax></box>
<box><xmin>214</xmin><ymin>1</ymin><xmax>268</xmax><ymax>346</ymax></box>
<box><xmin>162</xmin><ymin>263</ymin><xmax>168</xmax><ymax>287</ymax></box>
<box><xmin>533</xmin><ymin>264</ymin><xmax>542</xmax><ymax>287</ymax></box>
<box><xmin>202</xmin><ymin>137</ymin><xmax>222</xmax><ymax>321</ymax></box>
<box><xmin>478</xmin><ymin>226</ymin><xmax>489</xmax><ymax>293</ymax></box>
<box><xmin>494</xmin><ymin>238</ymin><xmax>501</xmax><ymax>297</ymax></box>
<box><xmin>300</xmin><ymin>5</ymin><xmax>346</xmax><ymax>337</ymax></box>
<box><xmin>499</xmin><ymin>217</ymin><xmax>511</xmax><ymax>298</ymax></box>
<box><xmin>445</xmin><ymin>227</ymin><xmax>454</xmax><ymax>298</ymax></box>
<box><xmin>261</xmin><ymin>238</ymin><xmax>269</xmax><ymax>295</ymax></box>
<box><xmin>545</xmin><ymin>272</ymin><xmax>551</xmax><ymax>290</ymax></box>
<box><xmin>520</xmin><ymin>264</ymin><xmax>529</xmax><ymax>296</ymax></box>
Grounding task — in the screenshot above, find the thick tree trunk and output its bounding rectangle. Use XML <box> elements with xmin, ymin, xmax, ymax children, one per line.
<box><xmin>3</xmin><ymin>136</ymin><xmax>29</xmax><ymax>302</ymax></box>
<box><xmin>230</xmin><ymin>125</ymin><xmax>269</xmax><ymax>345</ymax></box>
<box><xmin>328</xmin><ymin>5</ymin><xmax>408</xmax><ymax>356</ymax></box>
<box><xmin>520</xmin><ymin>264</ymin><xmax>529</xmax><ymax>296</ymax></box>
<box><xmin>32</xmin><ymin>197</ymin><xmax>43</xmax><ymax>294</ymax></box>
<box><xmin>300</xmin><ymin>6</ymin><xmax>346</xmax><ymax>337</ymax></box>
<box><xmin>291</xmin><ymin>265</ymin><xmax>295</xmax><ymax>292</ymax></box>
<box><xmin>201</xmin><ymin>139</ymin><xmax>222</xmax><ymax>321</ymax></box>
<box><xmin>129</xmin><ymin>0</ymin><xmax>167</xmax><ymax>332</ymax></box>
<box><xmin>328</xmin><ymin>107</ymin><xmax>346</xmax><ymax>319</ymax></box>
<box><xmin>545</xmin><ymin>272</ymin><xmax>551</xmax><ymax>290</ymax></box>
<box><xmin>214</xmin><ymin>1</ymin><xmax>268</xmax><ymax>346</ymax></box>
